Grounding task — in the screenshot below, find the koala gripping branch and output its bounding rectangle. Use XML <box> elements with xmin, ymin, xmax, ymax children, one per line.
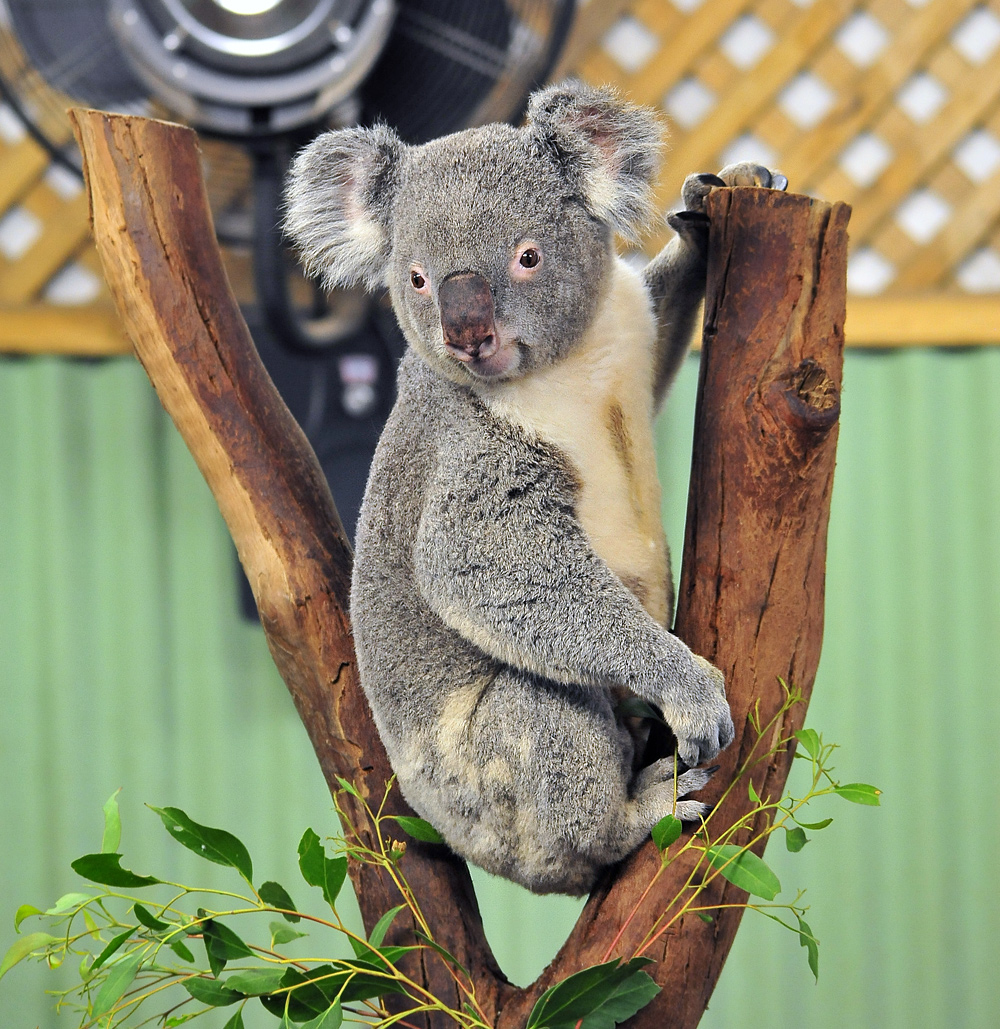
<box><xmin>72</xmin><ymin>107</ymin><xmax>848</xmax><ymax>1029</ymax></box>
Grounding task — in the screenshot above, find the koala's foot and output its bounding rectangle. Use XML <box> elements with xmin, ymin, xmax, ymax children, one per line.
<box><xmin>631</xmin><ymin>759</ymin><xmax>718</xmax><ymax>825</ymax></box>
<box><xmin>671</xmin><ymin>163</ymin><xmax>789</xmax><ymax>237</ymax></box>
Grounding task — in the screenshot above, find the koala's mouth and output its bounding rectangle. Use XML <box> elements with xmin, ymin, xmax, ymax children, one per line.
<box><xmin>453</xmin><ymin>337</ymin><xmax>522</xmax><ymax>380</ymax></box>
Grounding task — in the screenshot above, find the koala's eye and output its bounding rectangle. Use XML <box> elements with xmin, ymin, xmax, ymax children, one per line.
<box><xmin>511</xmin><ymin>242</ymin><xmax>543</xmax><ymax>280</ymax></box>
<box><xmin>410</xmin><ymin>267</ymin><xmax>429</xmax><ymax>292</ymax></box>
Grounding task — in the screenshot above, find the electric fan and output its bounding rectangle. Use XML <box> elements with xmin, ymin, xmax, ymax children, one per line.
<box><xmin>0</xmin><ymin>0</ymin><xmax>574</xmax><ymax>608</ymax></box>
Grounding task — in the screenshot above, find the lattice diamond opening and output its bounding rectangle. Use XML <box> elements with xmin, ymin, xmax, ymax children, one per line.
<box><xmin>847</xmin><ymin>248</ymin><xmax>896</xmax><ymax>295</ymax></box>
<box><xmin>839</xmin><ymin>134</ymin><xmax>893</xmax><ymax>188</ymax></box>
<box><xmin>835</xmin><ymin>11</ymin><xmax>889</xmax><ymax>68</ymax></box>
<box><xmin>957</xmin><ymin>248</ymin><xmax>1000</xmax><ymax>292</ymax></box>
<box><xmin>779</xmin><ymin>73</ymin><xmax>835</xmax><ymax>130</ymax></box>
<box><xmin>896</xmin><ymin>73</ymin><xmax>949</xmax><ymax>124</ymax></box>
<box><xmin>718</xmin><ymin>15</ymin><xmax>775</xmax><ymax>71</ymax></box>
<box><xmin>952</xmin><ymin>129</ymin><xmax>1000</xmax><ymax>183</ymax></box>
<box><xmin>602</xmin><ymin>16</ymin><xmax>659</xmax><ymax>73</ymax></box>
<box><xmin>663</xmin><ymin>78</ymin><xmax>716</xmax><ymax>131</ymax></box>
<box><xmin>895</xmin><ymin>189</ymin><xmax>952</xmax><ymax>245</ymax></box>
<box><xmin>951</xmin><ymin>7</ymin><xmax>1000</xmax><ymax>66</ymax></box>
<box><xmin>43</xmin><ymin>263</ymin><xmax>102</xmax><ymax>306</ymax></box>
<box><xmin>0</xmin><ymin>206</ymin><xmax>43</xmax><ymax>261</ymax></box>
<box><xmin>720</xmin><ymin>134</ymin><xmax>777</xmax><ymax>170</ymax></box>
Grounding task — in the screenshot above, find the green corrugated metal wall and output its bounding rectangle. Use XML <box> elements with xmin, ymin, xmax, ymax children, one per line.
<box><xmin>2</xmin><ymin>345</ymin><xmax>999</xmax><ymax>1027</ymax></box>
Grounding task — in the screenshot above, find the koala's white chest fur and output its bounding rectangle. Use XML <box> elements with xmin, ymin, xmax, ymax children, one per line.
<box><xmin>481</xmin><ymin>258</ymin><xmax>671</xmax><ymax>625</ymax></box>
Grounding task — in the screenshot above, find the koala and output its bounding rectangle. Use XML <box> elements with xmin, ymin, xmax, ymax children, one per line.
<box><xmin>285</xmin><ymin>81</ymin><xmax>785</xmax><ymax>896</ymax></box>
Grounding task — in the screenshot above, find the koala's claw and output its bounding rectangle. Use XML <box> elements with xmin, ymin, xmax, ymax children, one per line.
<box><xmin>636</xmin><ymin>759</ymin><xmax>716</xmax><ymax>823</ymax></box>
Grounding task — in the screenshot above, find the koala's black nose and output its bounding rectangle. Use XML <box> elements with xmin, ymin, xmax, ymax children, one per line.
<box><xmin>439</xmin><ymin>271</ymin><xmax>499</xmax><ymax>362</ymax></box>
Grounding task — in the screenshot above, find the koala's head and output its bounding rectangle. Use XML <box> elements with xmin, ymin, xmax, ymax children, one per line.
<box><xmin>285</xmin><ymin>82</ymin><xmax>662</xmax><ymax>386</ymax></box>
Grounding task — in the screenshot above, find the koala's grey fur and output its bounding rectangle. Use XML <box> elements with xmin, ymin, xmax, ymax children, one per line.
<box><xmin>286</xmin><ymin>82</ymin><xmax>780</xmax><ymax>895</ymax></box>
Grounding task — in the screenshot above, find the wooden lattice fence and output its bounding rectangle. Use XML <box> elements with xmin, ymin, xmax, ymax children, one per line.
<box><xmin>2</xmin><ymin>0</ymin><xmax>1000</xmax><ymax>352</ymax></box>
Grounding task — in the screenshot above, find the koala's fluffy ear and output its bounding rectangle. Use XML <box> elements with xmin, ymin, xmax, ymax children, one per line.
<box><xmin>526</xmin><ymin>81</ymin><xmax>663</xmax><ymax>241</ymax></box>
<box><xmin>284</xmin><ymin>124</ymin><xmax>403</xmax><ymax>290</ymax></box>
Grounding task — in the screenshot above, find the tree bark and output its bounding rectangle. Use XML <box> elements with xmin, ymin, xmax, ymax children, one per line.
<box><xmin>70</xmin><ymin>108</ymin><xmax>848</xmax><ymax>1028</ymax></box>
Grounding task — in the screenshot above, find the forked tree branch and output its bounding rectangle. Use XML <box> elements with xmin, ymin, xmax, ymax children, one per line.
<box><xmin>70</xmin><ymin>108</ymin><xmax>848</xmax><ymax>1029</ymax></box>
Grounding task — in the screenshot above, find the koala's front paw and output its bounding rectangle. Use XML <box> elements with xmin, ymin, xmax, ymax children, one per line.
<box><xmin>677</xmin><ymin>164</ymin><xmax>789</xmax><ymax>217</ymax></box>
<box><xmin>666</xmin><ymin>654</ymin><xmax>735</xmax><ymax>768</ymax></box>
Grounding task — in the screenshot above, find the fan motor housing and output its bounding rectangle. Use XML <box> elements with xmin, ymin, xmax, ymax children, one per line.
<box><xmin>109</xmin><ymin>0</ymin><xmax>396</xmax><ymax>135</ymax></box>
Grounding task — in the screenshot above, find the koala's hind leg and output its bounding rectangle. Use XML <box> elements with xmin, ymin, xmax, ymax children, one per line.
<box><xmin>628</xmin><ymin>759</ymin><xmax>716</xmax><ymax>827</ymax></box>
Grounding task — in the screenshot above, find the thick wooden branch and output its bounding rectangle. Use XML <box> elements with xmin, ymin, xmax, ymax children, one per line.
<box><xmin>71</xmin><ymin>107</ymin><xmax>847</xmax><ymax>1029</ymax></box>
<box><xmin>68</xmin><ymin>108</ymin><xmax>506</xmax><ymax>1018</ymax></box>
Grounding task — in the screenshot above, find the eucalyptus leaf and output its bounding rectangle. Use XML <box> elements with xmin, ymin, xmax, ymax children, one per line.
<box><xmin>222</xmin><ymin>1010</ymin><xmax>246</xmax><ymax>1029</ymax></box>
<box><xmin>833</xmin><ymin>783</ymin><xmax>881</xmax><ymax>806</ymax></box>
<box><xmin>302</xmin><ymin>1000</ymin><xmax>344</xmax><ymax>1029</ymax></box>
<box><xmin>389</xmin><ymin>816</ymin><xmax>445</xmax><ymax>844</ymax></box>
<box><xmin>796</xmin><ymin>817</ymin><xmax>833</xmax><ymax>831</ymax></box>
<box><xmin>182</xmin><ymin>975</ymin><xmax>243</xmax><ymax>1007</ymax></box>
<box><xmin>225</xmin><ymin>967</ymin><xmax>287</xmax><ymax>995</ymax></box>
<box><xmin>748</xmin><ymin>779</ymin><xmax>761</xmax><ymax>805</ymax></box>
<box><xmin>784</xmin><ymin>827</ymin><xmax>809</xmax><ymax>853</ymax></box>
<box><xmin>794</xmin><ymin>728</ymin><xmax>820</xmax><ymax>759</ymax></box>
<box><xmin>259</xmin><ymin>881</ymin><xmax>300</xmax><ymax>922</ymax></box>
<box><xmin>201</xmin><ymin>917</ymin><xmax>253</xmax><ymax>977</ymax></box>
<box><xmin>298</xmin><ymin>829</ymin><xmax>347</xmax><ymax>909</ymax></box>
<box><xmin>614</xmin><ymin>697</ymin><xmax>665</xmax><ymax>723</ymax></box>
<box><xmin>92</xmin><ymin>949</ymin><xmax>144</xmax><ymax>1019</ymax></box>
<box><xmin>526</xmin><ymin>957</ymin><xmax>658</xmax><ymax>1029</ymax></box>
<box><xmin>335</xmin><ymin>776</ymin><xmax>361</xmax><ymax>799</ymax></box>
<box><xmin>797</xmin><ymin>915</ymin><xmax>819</xmax><ymax>982</ymax></box>
<box><xmin>14</xmin><ymin>904</ymin><xmax>42</xmax><ymax>930</ymax></box>
<box><xmin>149</xmin><ymin>806</ymin><xmax>254</xmax><ymax>883</ymax></box>
<box><xmin>651</xmin><ymin>814</ymin><xmax>682</xmax><ymax>853</ymax></box>
<box><xmin>45</xmin><ymin>892</ymin><xmax>92</xmax><ymax>916</ymax></box>
<box><xmin>90</xmin><ymin>927</ymin><xmax>134</xmax><ymax>973</ymax></box>
<box><xmin>696</xmin><ymin>911</ymin><xmax>713</xmax><ymax>924</ymax></box>
<box><xmin>705</xmin><ymin>845</ymin><xmax>781</xmax><ymax>900</ymax></box>
<box><xmin>133</xmin><ymin>902</ymin><xmax>170</xmax><ymax>932</ymax></box>
<box><xmin>102</xmin><ymin>789</ymin><xmax>122</xmax><ymax>854</ymax></box>
<box><xmin>71</xmin><ymin>853</ymin><xmax>161</xmax><ymax>889</ymax></box>
<box><xmin>270</xmin><ymin>921</ymin><xmax>308</xmax><ymax>947</ymax></box>
<box><xmin>169</xmin><ymin>938</ymin><xmax>196</xmax><ymax>963</ymax></box>
<box><xmin>369</xmin><ymin>904</ymin><xmax>407</xmax><ymax>948</ymax></box>
<box><xmin>414</xmin><ymin>930</ymin><xmax>469</xmax><ymax>977</ymax></box>
<box><xmin>0</xmin><ymin>932</ymin><xmax>59</xmax><ymax>979</ymax></box>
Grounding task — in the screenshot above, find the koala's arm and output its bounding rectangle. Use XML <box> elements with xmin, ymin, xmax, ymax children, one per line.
<box><xmin>413</xmin><ymin>447</ymin><xmax>733</xmax><ymax>766</ymax></box>
<box><xmin>645</xmin><ymin>165</ymin><xmax>788</xmax><ymax>407</ymax></box>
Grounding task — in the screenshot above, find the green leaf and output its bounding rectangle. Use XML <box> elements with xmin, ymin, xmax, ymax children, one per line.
<box><xmin>695</xmin><ymin>911</ymin><xmax>713</xmax><ymax>924</ymax></box>
<box><xmin>797</xmin><ymin>916</ymin><xmax>819</xmax><ymax>982</ymax></box>
<box><xmin>526</xmin><ymin>958</ymin><xmax>659</xmax><ymax>1029</ymax></box>
<box><xmin>92</xmin><ymin>949</ymin><xmax>144</xmax><ymax>1019</ymax></box>
<box><xmin>298</xmin><ymin>829</ymin><xmax>348</xmax><ymax>909</ymax></box>
<box><xmin>102</xmin><ymin>789</ymin><xmax>122</xmax><ymax>854</ymax></box>
<box><xmin>302</xmin><ymin>1000</ymin><xmax>343</xmax><ymax>1029</ymax></box>
<box><xmin>149</xmin><ymin>806</ymin><xmax>253</xmax><ymax>883</ymax></box>
<box><xmin>388</xmin><ymin>816</ymin><xmax>445</xmax><ymax>844</ymax></box>
<box><xmin>259</xmin><ymin>881</ymin><xmax>300</xmax><ymax>923</ymax></box>
<box><xmin>45</xmin><ymin>892</ymin><xmax>92</xmax><ymax>916</ymax></box>
<box><xmin>91</xmin><ymin>927</ymin><xmax>134</xmax><ymax>973</ymax></box>
<box><xmin>834</xmin><ymin>783</ymin><xmax>882</xmax><ymax>806</ymax></box>
<box><xmin>705</xmin><ymin>845</ymin><xmax>781</xmax><ymax>900</ymax></box>
<box><xmin>0</xmin><ymin>932</ymin><xmax>59</xmax><ymax>979</ymax></box>
<box><xmin>201</xmin><ymin>916</ymin><xmax>253</xmax><ymax>977</ymax></box>
<box><xmin>71</xmin><ymin>853</ymin><xmax>161</xmax><ymax>888</ymax></box>
<box><xmin>651</xmin><ymin>814</ymin><xmax>683</xmax><ymax>853</ymax></box>
<box><xmin>169</xmin><ymin>938</ymin><xmax>196</xmax><ymax>963</ymax></box>
<box><xmin>261</xmin><ymin>961</ymin><xmax>409</xmax><ymax>1020</ymax></box>
<box><xmin>133</xmin><ymin>902</ymin><xmax>170</xmax><ymax>933</ymax></box>
<box><xmin>747</xmin><ymin>779</ymin><xmax>761</xmax><ymax>805</ymax></box>
<box><xmin>225</xmin><ymin>967</ymin><xmax>287</xmax><ymax>995</ymax></box>
<box><xmin>414</xmin><ymin>930</ymin><xmax>469</xmax><ymax>977</ymax></box>
<box><xmin>335</xmin><ymin>776</ymin><xmax>361</xmax><ymax>799</ymax></box>
<box><xmin>794</xmin><ymin>728</ymin><xmax>820</xmax><ymax>759</ymax></box>
<box><xmin>270</xmin><ymin>921</ymin><xmax>308</xmax><ymax>947</ymax></box>
<box><xmin>182</xmin><ymin>975</ymin><xmax>243</xmax><ymax>1007</ymax></box>
<box><xmin>369</xmin><ymin>904</ymin><xmax>407</xmax><ymax>948</ymax></box>
<box><xmin>796</xmin><ymin>817</ymin><xmax>833</xmax><ymax>831</ymax></box>
<box><xmin>14</xmin><ymin>904</ymin><xmax>43</xmax><ymax>930</ymax></box>
<box><xmin>222</xmin><ymin>1010</ymin><xmax>246</xmax><ymax>1029</ymax></box>
<box><xmin>784</xmin><ymin>827</ymin><xmax>809</xmax><ymax>853</ymax></box>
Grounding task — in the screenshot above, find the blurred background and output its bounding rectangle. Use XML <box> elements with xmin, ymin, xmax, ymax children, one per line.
<box><xmin>2</xmin><ymin>0</ymin><xmax>999</xmax><ymax>1026</ymax></box>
